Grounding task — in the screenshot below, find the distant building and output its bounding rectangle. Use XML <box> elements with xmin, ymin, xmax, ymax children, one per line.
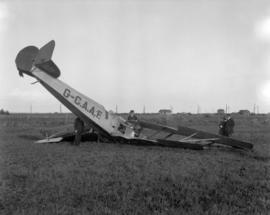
<box><xmin>217</xmin><ymin>109</ymin><xmax>225</xmax><ymax>114</ymax></box>
<box><xmin>238</xmin><ymin>110</ymin><xmax>250</xmax><ymax>116</ymax></box>
<box><xmin>159</xmin><ymin>109</ymin><xmax>172</xmax><ymax>115</ymax></box>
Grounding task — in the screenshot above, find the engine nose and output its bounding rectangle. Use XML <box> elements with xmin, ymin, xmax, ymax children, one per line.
<box><xmin>15</xmin><ymin>46</ymin><xmax>39</xmax><ymax>77</ymax></box>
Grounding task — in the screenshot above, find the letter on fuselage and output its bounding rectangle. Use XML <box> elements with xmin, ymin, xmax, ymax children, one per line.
<box><xmin>75</xmin><ymin>96</ymin><xmax>81</xmax><ymax>105</ymax></box>
<box><xmin>63</xmin><ymin>88</ymin><xmax>70</xmax><ymax>98</ymax></box>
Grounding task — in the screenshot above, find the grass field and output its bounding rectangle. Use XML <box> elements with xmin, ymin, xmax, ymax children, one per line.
<box><xmin>1</xmin><ymin>113</ymin><xmax>270</xmax><ymax>214</ymax></box>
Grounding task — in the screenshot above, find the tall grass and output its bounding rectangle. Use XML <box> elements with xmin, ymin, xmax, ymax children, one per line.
<box><xmin>1</xmin><ymin>114</ymin><xmax>270</xmax><ymax>214</ymax></box>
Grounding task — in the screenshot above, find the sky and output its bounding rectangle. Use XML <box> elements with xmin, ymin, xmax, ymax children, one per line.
<box><xmin>1</xmin><ymin>0</ymin><xmax>270</xmax><ymax>113</ymax></box>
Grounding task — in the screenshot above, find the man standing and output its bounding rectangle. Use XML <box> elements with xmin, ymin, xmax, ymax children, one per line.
<box><xmin>218</xmin><ymin>116</ymin><xmax>227</xmax><ymax>136</ymax></box>
<box><xmin>127</xmin><ymin>110</ymin><xmax>141</xmax><ymax>137</ymax></box>
<box><xmin>226</xmin><ymin>114</ymin><xmax>235</xmax><ymax>137</ymax></box>
<box><xmin>74</xmin><ymin>117</ymin><xmax>84</xmax><ymax>145</ymax></box>
<box><xmin>127</xmin><ymin>110</ymin><xmax>138</xmax><ymax>122</ymax></box>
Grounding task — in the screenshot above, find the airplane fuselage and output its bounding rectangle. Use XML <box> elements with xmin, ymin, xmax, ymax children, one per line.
<box><xmin>31</xmin><ymin>66</ymin><xmax>135</xmax><ymax>139</ymax></box>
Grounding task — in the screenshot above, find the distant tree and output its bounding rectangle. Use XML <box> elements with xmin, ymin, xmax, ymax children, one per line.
<box><xmin>0</xmin><ymin>108</ymin><xmax>10</xmax><ymax>115</ymax></box>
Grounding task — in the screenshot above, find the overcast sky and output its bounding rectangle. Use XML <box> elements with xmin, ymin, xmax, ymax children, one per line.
<box><xmin>1</xmin><ymin>0</ymin><xmax>270</xmax><ymax>113</ymax></box>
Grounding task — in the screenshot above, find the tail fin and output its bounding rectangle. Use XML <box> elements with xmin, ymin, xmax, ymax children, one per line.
<box><xmin>15</xmin><ymin>40</ymin><xmax>60</xmax><ymax>78</ymax></box>
<box><xmin>35</xmin><ymin>40</ymin><xmax>55</xmax><ymax>64</ymax></box>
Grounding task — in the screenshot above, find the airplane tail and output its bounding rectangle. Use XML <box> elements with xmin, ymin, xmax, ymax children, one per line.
<box><xmin>15</xmin><ymin>40</ymin><xmax>60</xmax><ymax>78</ymax></box>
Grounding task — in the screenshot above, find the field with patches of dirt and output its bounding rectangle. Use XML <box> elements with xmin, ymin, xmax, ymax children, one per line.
<box><xmin>0</xmin><ymin>113</ymin><xmax>270</xmax><ymax>214</ymax></box>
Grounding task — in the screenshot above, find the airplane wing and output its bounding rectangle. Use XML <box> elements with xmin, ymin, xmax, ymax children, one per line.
<box><xmin>35</xmin><ymin>137</ymin><xmax>64</xmax><ymax>144</ymax></box>
<box><xmin>176</xmin><ymin>125</ymin><xmax>253</xmax><ymax>149</ymax></box>
<box><xmin>35</xmin><ymin>129</ymin><xmax>99</xmax><ymax>144</ymax></box>
<box><xmin>137</xmin><ymin>120</ymin><xmax>253</xmax><ymax>150</ymax></box>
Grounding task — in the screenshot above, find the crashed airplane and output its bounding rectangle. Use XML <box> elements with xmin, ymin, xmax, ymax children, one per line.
<box><xmin>15</xmin><ymin>40</ymin><xmax>253</xmax><ymax>150</ymax></box>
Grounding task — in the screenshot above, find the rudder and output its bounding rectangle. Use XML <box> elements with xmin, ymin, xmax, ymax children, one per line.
<box><xmin>15</xmin><ymin>40</ymin><xmax>61</xmax><ymax>78</ymax></box>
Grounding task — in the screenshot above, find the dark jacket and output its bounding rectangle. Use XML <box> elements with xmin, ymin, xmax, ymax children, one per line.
<box><xmin>127</xmin><ymin>114</ymin><xmax>138</xmax><ymax>122</ymax></box>
<box><xmin>226</xmin><ymin>118</ymin><xmax>235</xmax><ymax>135</ymax></box>
<box><xmin>219</xmin><ymin>119</ymin><xmax>227</xmax><ymax>136</ymax></box>
<box><xmin>74</xmin><ymin>117</ymin><xmax>84</xmax><ymax>132</ymax></box>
